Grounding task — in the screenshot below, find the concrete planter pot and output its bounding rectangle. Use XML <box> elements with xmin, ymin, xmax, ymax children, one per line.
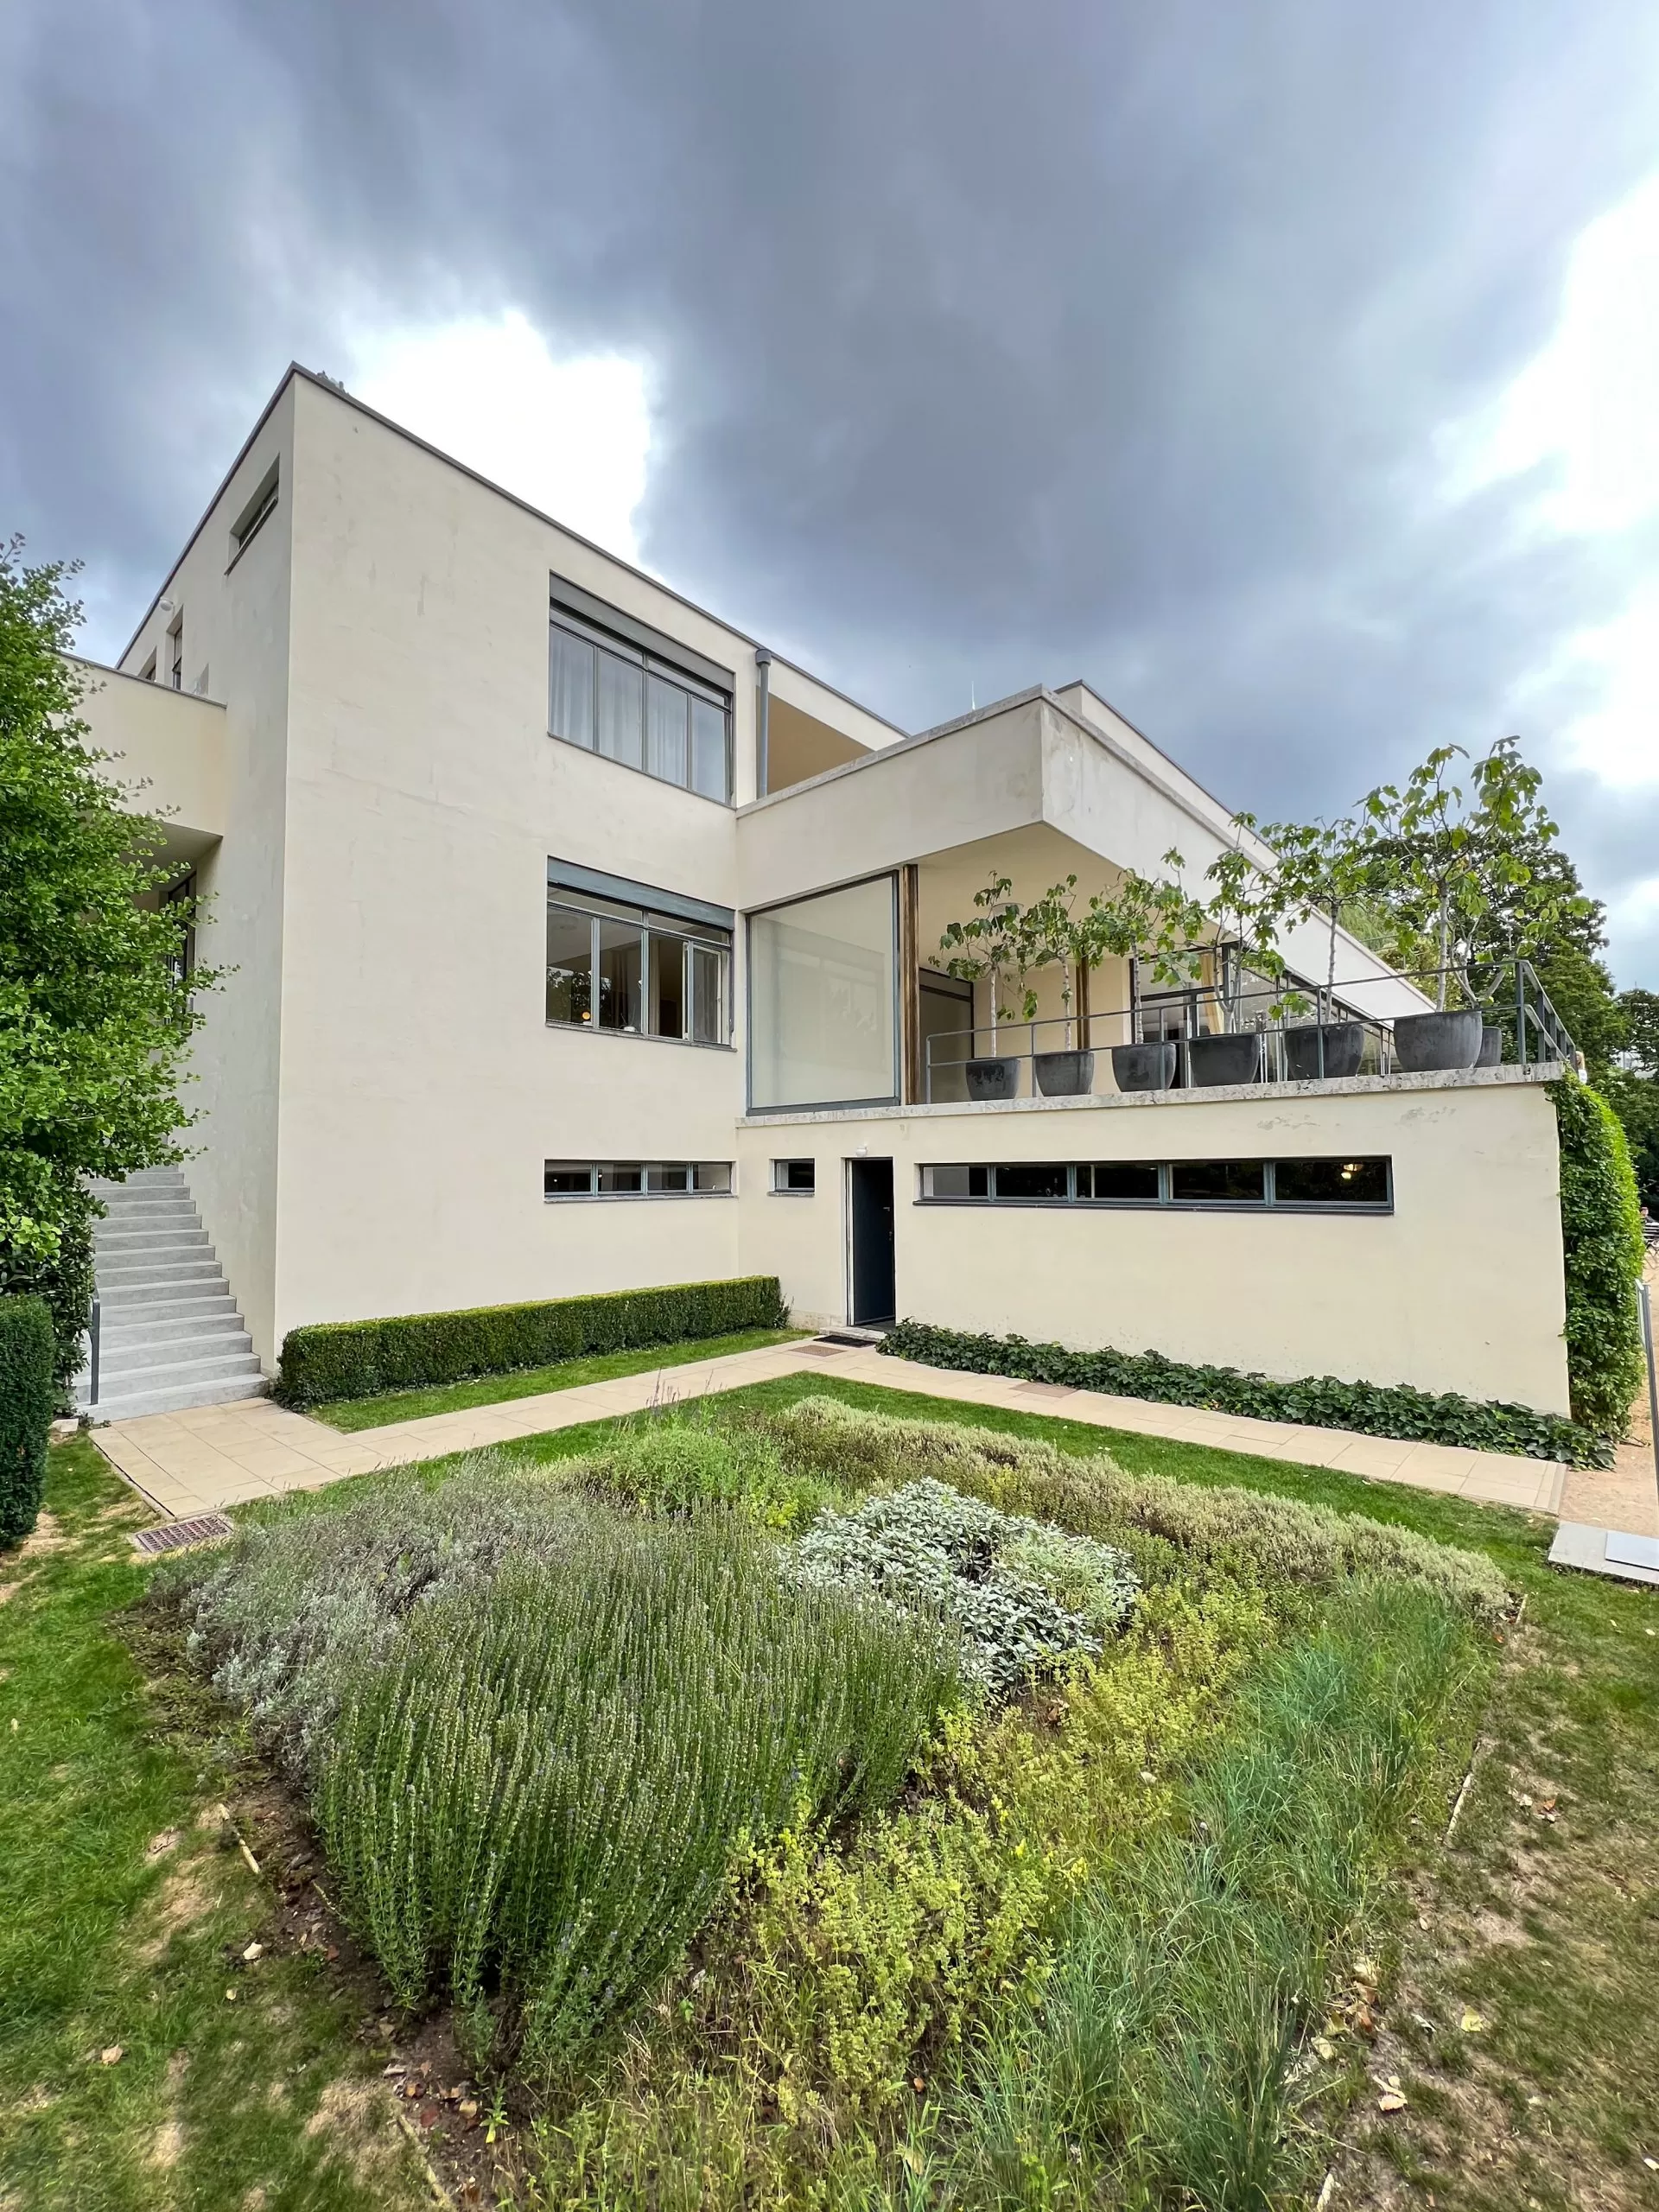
<box><xmin>965</xmin><ymin>1055</ymin><xmax>1020</xmax><ymax>1102</ymax></box>
<box><xmin>1391</xmin><ymin>1007</ymin><xmax>1483</xmax><ymax>1072</ymax></box>
<box><xmin>1033</xmin><ymin>1049</ymin><xmax>1096</xmax><ymax>1097</ymax></box>
<box><xmin>1283</xmin><ymin>1020</ymin><xmax>1364</xmax><ymax>1082</ymax></box>
<box><xmin>1110</xmin><ymin>1040</ymin><xmax>1176</xmax><ymax>1093</ymax></box>
<box><xmin>1187</xmin><ymin>1033</ymin><xmax>1262</xmax><ymax>1087</ymax></box>
<box><xmin>1478</xmin><ymin>1024</ymin><xmax>1503</xmax><ymax>1067</ymax></box>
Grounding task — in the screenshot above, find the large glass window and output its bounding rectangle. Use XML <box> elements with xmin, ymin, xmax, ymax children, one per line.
<box><xmin>549</xmin><ymin>600</ymin><xmax>731</xmax><ymax>801</ymax></box>
<box><xmin>546</xmin><ymin>888</ymin><xmax>731</xmax><ymax>1047</ymax></box>
<box><xmin>748</xmin><ymin>875</ymin><xmax>899</xmax><ymax>1110</ymax></box>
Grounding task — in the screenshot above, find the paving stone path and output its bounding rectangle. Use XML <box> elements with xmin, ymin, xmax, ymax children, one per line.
<box><xmin>90</xmin><ymin>1338</ymin><xmax>1595</xmax><ymax>1526</ymax></box>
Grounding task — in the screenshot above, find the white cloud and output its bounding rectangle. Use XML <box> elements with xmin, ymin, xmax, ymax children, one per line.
<box><xmin>1448</xmin><ymin>173</ymin><xmax>1659</xmax><ymax>792</ymax></box>
<box><xmin>344</xmin><ymin>310</ymin><xmax>652</xmax><ymax>565</ymax></box>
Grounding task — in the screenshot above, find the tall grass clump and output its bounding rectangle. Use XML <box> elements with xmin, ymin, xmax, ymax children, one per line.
<box><xmin>949</xmin><ymin>1579</ymin><xmax>1482</xmax><ymax>2209</ymax></box>
<box><xmin>152</xmin><ymin>1453</ymin><xmax>598</xmax><ymax>1773</ymax></box>
<box><xmin>315</xmin><ymin>1508</ymin><xmax>962</xmax><ymax>2078</ymax></box>
<box><xmin>758</xmin><ymin>1399</ymin><xmax>1513</xmax><ymax>1625</ymax></box>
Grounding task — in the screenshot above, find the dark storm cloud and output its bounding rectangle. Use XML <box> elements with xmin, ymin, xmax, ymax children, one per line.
<box><xmin>5</xmin><ymin>0</ymin><xmax>1659</xmax><ymax>972</ymax></box>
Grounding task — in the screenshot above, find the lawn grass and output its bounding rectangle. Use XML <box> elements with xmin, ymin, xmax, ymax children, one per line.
<box><xmin>308</xmin><ymin>1325</ymin><xmax>806</xmax><ymax>1430</ymax></box>
<box><xmin>0</xmin><ymin>1437</ymin><xmax>424</xmax><ymax>2211</ymax></box>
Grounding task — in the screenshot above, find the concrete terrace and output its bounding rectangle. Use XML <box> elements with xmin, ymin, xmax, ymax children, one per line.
<box><xmin>88</xmin><ymin>1338</ymin><xmax>1596</xmax><ymax>1526</ymax></box>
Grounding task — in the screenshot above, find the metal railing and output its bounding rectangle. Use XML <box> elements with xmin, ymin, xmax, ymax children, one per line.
<box><xmin>922</xmin><ymin>957</ymin><xmax>1579</xmax><ymax>1103</ymax></box>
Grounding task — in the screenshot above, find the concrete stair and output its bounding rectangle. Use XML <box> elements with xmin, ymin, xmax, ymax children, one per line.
<box><xmin>78</xmin><ymin>1168</ymin><xmax>269</xmax><ymax>1420</ymax></box>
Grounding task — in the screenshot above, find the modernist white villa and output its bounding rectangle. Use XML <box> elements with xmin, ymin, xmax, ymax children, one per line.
<box><xmin>75</xmin><ymin>365</ymin><xmax>1575</xmax><ymax>1421</ymax></box>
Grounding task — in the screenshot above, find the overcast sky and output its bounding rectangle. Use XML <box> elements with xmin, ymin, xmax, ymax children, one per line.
<box><xmin>5</xmin><ymin>1</ymin><xmax>1659</xmax><ymax>982</ymax></box>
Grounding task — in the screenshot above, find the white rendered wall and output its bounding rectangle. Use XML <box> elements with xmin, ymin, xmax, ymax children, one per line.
<box><xmin>735</xmin><ymin>1071</ymin><xmax>1570</xmax><ymax>1414</ymax></box>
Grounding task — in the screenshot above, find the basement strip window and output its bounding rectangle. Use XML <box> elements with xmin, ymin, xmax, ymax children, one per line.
<box><xmin>918</xmin><ymin>1158</ymin><xmax>1392</xmax><ymax>1211</ymax></box>
<box><xmin>544</xmin><ymin>1160</ymin><xmax>734</xmax><ymax>1198</ymax></box>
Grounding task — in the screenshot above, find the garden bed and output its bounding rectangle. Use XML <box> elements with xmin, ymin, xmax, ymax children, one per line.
<box><xmin>138</xmin><ymin>1397</ymin><xmax>1514</xmax><ymax>2205</ymax></box>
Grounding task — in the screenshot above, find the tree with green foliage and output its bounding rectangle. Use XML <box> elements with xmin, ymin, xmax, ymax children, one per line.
<box><xmin>0</xmin><ymin>1293</ymin><xmax>54</xmax><ymax>1544</ymax></box>
<box><xmin>0</xmin><ymin>540</ymin><xmax>215</xmax><ymax>1397</ymax></box>
<box><xmin>1548</xmin><ymin>1077</ymin><xmax>1646</xmax><ymax>1435</ymax></box>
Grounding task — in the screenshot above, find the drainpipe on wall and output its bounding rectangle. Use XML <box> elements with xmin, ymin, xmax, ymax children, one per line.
<box><xmin>755</xmin><ymin>648</ymin><xmax>772</xmax><ymax>798</ymax></box>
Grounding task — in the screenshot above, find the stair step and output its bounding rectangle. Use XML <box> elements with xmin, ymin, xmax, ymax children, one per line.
<box><xmin>90</xmin><ymin>1169</ymin><xmax>186</xmax><ymax>1194</ymax></box>
<box><xmin>99</xmin><ymin>1281</ymin><xmax>235</xmax><ymax>1315</ymax></box>
<box><xmin>95</xmin><ymin>1201</ymin><xmax>200</xmax><ymax>1229</ymax></box>
<box><xmin>99</xmin><ymin>1337</ymin><xmax>257</xmax><ymax>1382</ymax></box>
<box><xmin>87</xmin><ymin>1372</ymin><xmax>270</xmax><ymax>1421</ymax></box>
<box><xmin>95</xmin><ymin>1256</ymin><xmax>221</xmax><ymax>1292</ymax></box>
<box><xmin>96</xmin><ymin>1226</ymin><xmax>211</xmax><ymax>1254</ymax></box>
<box><xmin>102</xmin><ymin>1311</ymin><xmax>248</xmax><ymax>1351</ymax></box>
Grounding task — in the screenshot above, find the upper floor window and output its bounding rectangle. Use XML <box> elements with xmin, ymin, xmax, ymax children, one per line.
<box><xmin>168</xmin><ymin>617</ymin><xmax>183</xmax><ymax>690</ymax></box>
<box><xmin>229</xmin><ymin>461</ymin><xmax>280</xmax><ymax>565</ymax></box>
<box><xmin>548</xmin><ymin>576</ymin><xmax>733</xmax><ymax>803</ymax></box>
<box><xmin>545</xmin><ymin>860</ymin><xmax>733</xmax><ymax>1046</ymax></box>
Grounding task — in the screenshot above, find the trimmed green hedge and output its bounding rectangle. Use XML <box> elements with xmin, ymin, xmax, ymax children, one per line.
<box><xmin>1550</xmin><ymin>1077</ymin><xmax>1646</xmax><ymax>1437</ymax></box>
<box><xmin>276</xmin><ymin>1276</ymin><xmax>790</xmax><ymax>1408</ymax></box>
<box><xmin>0</xmin><ymin>1294</ymin><xmax>55</xmax><ymax>1547</ymax></box>
<box><xmin>880</xmin><ymin>1318</ymin><xmax>1611</xmax><ymax>1471</ymax></box>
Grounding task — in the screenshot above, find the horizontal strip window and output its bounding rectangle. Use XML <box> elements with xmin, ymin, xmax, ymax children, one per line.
<box><xmin>544</xmin><ymin>1160</ymin><xmax>733</xmax><ymax>1198</ymax></box>
<box><xmin>772</xmin><ymin>1159</ymin><xmax>817</xmax><ymax>1193</ymax></box>
<box><xmin>550</xmin><ymin>588</ymin><xmax>732</xmax><ymax>804</ymax></box>
<box><xmin>918</xmin><ymin>1158</ymin><xmax>1392</xmax><ymax>1210</ymax></box>
<box><xmin>548</xmin><ymin>889</ymin><xmax>730</xmax><ymax>1046</ymax></box>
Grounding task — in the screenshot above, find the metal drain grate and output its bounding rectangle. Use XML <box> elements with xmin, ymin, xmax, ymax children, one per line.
<box><xmin>130</xmin><ymin>1513</ymin><xmax>236</xmax><ymax>1557</ymax></box>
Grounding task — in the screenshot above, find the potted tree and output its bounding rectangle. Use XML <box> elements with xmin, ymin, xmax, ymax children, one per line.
<box><xmin>1259</xmin><ymin>816</ymin><xmax>1368</xmax><ymax>1080</ymax></box>
<box><xmin>1192</xmin><ymin>821</ymin><xmax>1287</xmax><ymax>1086</ymax></box>
<box><xmin>1071</xmin><ymin>854</ymin><xmax>1208</xmax><ymax>1092</ymax></box>
<box><xmin>1020</xmin><ymin>875</ymin><xmax>1096</xmax><ymax>1096</ymax></box>
<box><xmin>938</xmin><ymin>874</ymin><xmax>1035</xmax><ymax>1102</ymax></box>
<box><xmin>1348</xmin><ymin>744</ymin><xmax>1555</xmax><ymax>1072</ymax></box>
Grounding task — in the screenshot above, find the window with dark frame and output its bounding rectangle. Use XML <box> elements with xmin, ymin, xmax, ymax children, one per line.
<box><xmin>544</xmin><ymin>1160</ymin><xmax>734</xmax><ymax>1198</ymax></box>
<box><xmin>548</xmin><ymin>589</ymin><xmax>732</xmax><ymax>803</ymax></box>
<box><xmin>546</xmin><ymin>888</ymin><xmax>730</xmax><ymax>1046</ymax></box>
<box><xmin>168</xmin><ymin>619</ymin><xmax>183</xmax><ymax>691</ymax></box>
<box><xmin>772</xmin><ymin>1159</ymin><xmax>817</xmax><ymax>1193</ymax></box>
<box><xmin>918</xmin><ymin>1158</ymin><xmax>1392</xmax><ymax>1211</ymax></box>
<box><xmin>229</xmin><ymin>462</ymin><xmax>280</xmax><ymax>563</ymax></box>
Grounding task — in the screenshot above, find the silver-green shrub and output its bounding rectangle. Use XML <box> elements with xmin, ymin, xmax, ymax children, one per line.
<box><xmin>315</xmin><ymin>1508</ymin><xmax>962</xmax><ymax>2075</ymax></box>
<box><xmin>759</xmin><ymin>1400</ymin><xmax>1513</xmax><ymax>1626</ymax></box>
<box><xmin>153</xmin><ymin>1453</ymin><xmax>597</xmax><ymax>1774</ymax></box>
<box><xmin>785</xmin><ymin>1478</ymin><xmax>1138</xmax><ymax>1694</ymax></box>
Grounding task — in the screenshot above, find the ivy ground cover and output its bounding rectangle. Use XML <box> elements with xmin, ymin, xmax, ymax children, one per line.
<box><xmin>133</xmin><ymin>1395</ymin><xmax>1521</xmax><ymax>2209</ymax></box>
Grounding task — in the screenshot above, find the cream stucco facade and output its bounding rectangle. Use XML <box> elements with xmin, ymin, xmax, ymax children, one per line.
<box><xmin>78</xmin><ymin>364</ymin><xmax>1573</xmax><ymax>1416</ymax></box>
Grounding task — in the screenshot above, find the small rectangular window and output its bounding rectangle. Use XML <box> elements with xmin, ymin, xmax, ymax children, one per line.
<box><xmin>690</xmin><ymin>943</ymin><xmax>723</xmax><ymax>1045</ymax></box>
<box><xmin>1273</xmin><ymin>1157</ymin><xmax>1390</xmax><ymax>1207</ymax></box>
<box><xmin>139</xmin><ymin>652</ymin><xmax>157</xmax><ymax>683</ymax></box>
<box><xmin>921</xmin><ymin>1164</ymin><xmax>990</xmax><ymax>1199</ymax></box>
<box><xmin>1170</xmin><ymin>1160</ymin><xmax>1266</xmax><ymax>1205</ymax></box>
<box><xmin>544</xmin><ymin>1159</ymin><xmax>733</xmax><ymax>1198</ymax></box>
<box><xmin>993</xmin><ymin>1163</ymin><xmax>1069</xmax><ymax>1203</ymax></box>
<box><xmin>229</xmin><ymin>461</ymin><xmax>279</xmax><ymax>562</ymax></box>
<box><xmin>772</xmin><ymin>1159</ymin><xmax>816</xmax><ymax>1192</ymax></box>
<box><xmin>1081</xmin><ymin>1162</ymin><xmax>1161</xmax><ymax>1202</ymax></box>
<box><xmin>168</xmin><ymin>620</ymin><xmax>183</xmax><ymax>690</ymax></box>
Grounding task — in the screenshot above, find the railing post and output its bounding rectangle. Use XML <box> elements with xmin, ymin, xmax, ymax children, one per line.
<box><xmin>1514</xmin><ymin>957</ymin><xmax>1528</xmax><ymax>1071</ymax></box>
